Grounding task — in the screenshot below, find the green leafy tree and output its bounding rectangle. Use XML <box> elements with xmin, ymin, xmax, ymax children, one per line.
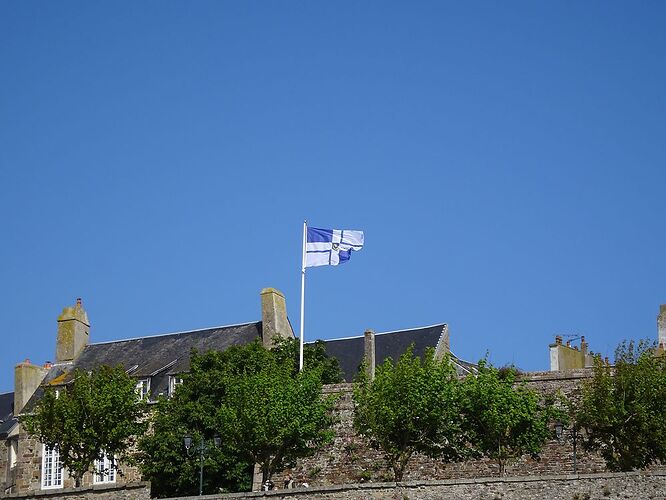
<box><xmin>215</xmin><ymin>342</ymin><xmax>337</xmax><ymax>484</ymax></box>
<box><xmin>138</xmin><ymin>389</ymin><xmax>251</xmax><ymax>497</ymax></box>
<box><xmin>353</xmin><ymin>347</ymin><xmax>468</xmax><ymax>481</ymax></box>
<box><xmin>576</xmin><ymin>339</ymin><xmax>666</xmax><ymax>471</ymax></box>
<box><xmin>24</xmin><ymin>365</ymin><xmax>147</xmax><ymax>487</ymax></box>
<box><xmin>139</xmin><ymin>341</ymin><xmax>337</xmax><ymax>494</ymax></box>
<box><xmin>273</xmin><ymin>337</ymin><xmax>344</xmax><ymax>384</ymax></box>
<box><xmin>461</xmin><ymin>361</ymin><xmax>558</xmax><ymax>475</ymax></box>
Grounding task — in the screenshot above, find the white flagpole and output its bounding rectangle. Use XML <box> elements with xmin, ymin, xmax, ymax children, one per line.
<box><xmin>299</xmin><ymin>220</ymin><xmax>307</xmax><ymax>371</ymax></box>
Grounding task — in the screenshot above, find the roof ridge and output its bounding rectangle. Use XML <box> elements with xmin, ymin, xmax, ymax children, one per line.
<box><xmin>88</xmin><ymin>320</ymin><xmax>260</xmax><ymax>346</ymax></box>
<box><xmin>310</xmin><ymin>323</ymin><xmax>448</xmax><ymax>343</ymax></box>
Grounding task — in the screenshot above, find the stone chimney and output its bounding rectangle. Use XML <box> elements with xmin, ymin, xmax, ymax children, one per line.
<box><xmin>14</xmin><ymin>359</ymin><xmax>48</xmax><ymax>414</ymax></box>
<box><xmin>55</xmin><ymin>298</ymin><xmax>90</xmax><ymax>363</ymax></box>
<box><xmin>364</xmin><ymin>329</ymin><xmax>376</xmax><ymax>380</ymax></box>
<box><xmin>260</xmin><ymin>288</ymin><xmax>293</xmax><ymax>348</ymax></box>
<box><xmin>658</xmin><ymin>305</ymin><xmax>666</xmax><ymax>348</ymax></box>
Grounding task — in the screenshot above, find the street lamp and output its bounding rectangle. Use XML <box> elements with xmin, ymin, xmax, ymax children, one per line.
<box><xmin>554</xmin><ymin>421</ymin><xmax>578</xmax><ymax>473</ymax></box>
<box><xmin>184</xmin><ymin>434</ymin><xmax>221</xmax><ymax>496</ymax></box>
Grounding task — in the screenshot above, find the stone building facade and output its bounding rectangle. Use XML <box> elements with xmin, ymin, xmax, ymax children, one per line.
<box><xmin>1</xmin><ymin>289</ymin><xmax>458</xmax><ymax>496</ymax></box>
<box><xmin>2</xmin><ymin>288</ymin><xmax>295</xmax><ymax>495</ymax></box>
<box><xmin>4</xmin><ymin>294</ymin><xmax>666</xmax><ymax>497</ymax></box>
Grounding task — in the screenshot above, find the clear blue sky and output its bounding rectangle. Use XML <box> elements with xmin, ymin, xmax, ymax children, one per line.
<box><xmin>1</xmin><ymin>1</ymin><xmax>665</xmax><ymax>393</ymax></box>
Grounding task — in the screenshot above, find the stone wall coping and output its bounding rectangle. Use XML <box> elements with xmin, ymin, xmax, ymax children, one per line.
<box><xmin>320</xmin><ymin>370</ymin><xmax>594</xmax><ymax>394</ymax></box>
<box><xmin>1</xmin><ymin>481</ymin><xmax>149</xmax><ymax>498</ymax></box>
<box><xmin>164</xmin><ymin>471</ymin><xmax>666</xmax><ymax>499</ymax></box>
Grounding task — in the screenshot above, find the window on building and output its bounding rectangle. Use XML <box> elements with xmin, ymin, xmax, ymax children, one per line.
<box><xmin>93</xmin><ymin>452</ymin><xmax>116</xmax><ymax>484</ymax></box>
<box><xmin>135</xmin><ymin>379</ymin><xmax>150</xmax><ymax>401</ymax></box>
<box><xmin>168</xmin><ymin>375</ymin><xmax>183</xmax><ymax>397</ymax></box>
<box><xmin>9</xmin><ymin>439</ymin><xmax>17</xmax><ymax>469</ymax></box>
<box><xmin>41</xmin><ymin>444</ymin><xmax>63</xmax><ymax>489</ymax></box>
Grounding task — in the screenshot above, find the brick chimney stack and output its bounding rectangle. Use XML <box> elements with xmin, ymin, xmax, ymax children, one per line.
<box><xmin>55</xmin><ymin>298</ymin><xmax>90</xmax><ymax>363</ymax></box>
<box><xmin>14</xmin><ymin>359</ymin><xmax>48</xmax><ymax>414</ymax></box>
<box><xmin>658</xmin><ymin>305</ymin><xmax>666</xmax><ymax>348</ymax></box>
<box><xmin>364</xmin><ymin>329</ymin><xmax>376</xmax><ymax>380</ymax></box>
<box><xmin>260</xmin><ymin>288</ymin><xmax>293</xmax><ymax>348</ymax></box>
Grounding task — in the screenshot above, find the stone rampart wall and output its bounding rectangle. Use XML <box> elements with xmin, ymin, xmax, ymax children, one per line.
<box><xmin>169</xmin><ymin>472</ymin><xmax>666</xmax><ymax>500</ymax></box>
<box><xmin>0</xmin><ymin>481</ymin><xmax>149</xmax><ymax>499</ymax></box>
<box><xmin>271</xmin><ymin>371</ymin><xmax>625</xmax><ymax>488</ymax></box>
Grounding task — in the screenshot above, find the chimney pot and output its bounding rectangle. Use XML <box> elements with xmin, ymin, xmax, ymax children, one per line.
<box><xmin>555</xmin><ymin>335</ymin><xmax>562</xmax><ymax>345</ymax></box>
<box><xmin>566</xmin><ymin>340</ymin><xmax>571</xmax><ymax>347</ymax></box>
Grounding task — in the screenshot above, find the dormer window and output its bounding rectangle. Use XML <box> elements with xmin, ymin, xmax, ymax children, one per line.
<box><xmin>168</xmin><ymin>376</ymin><xmax>183</xmax><ymax>397</ymax></box>
<box><xmin>135</xmin><ymin>379</ymin><xmax>150</xmax><ymax>401</ymax></box>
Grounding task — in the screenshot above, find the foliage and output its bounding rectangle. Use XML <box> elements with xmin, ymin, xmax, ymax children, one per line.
<box><xmin>138</xmin><ymin>389</ymin><xmax>251</xmax><ymax>497</ymax></box>
<box><xmin>214</xmin><ymin>341</ymin><xmax>337</xmax><ymax>484</ymax></box>
<box><xmin>461</xmin><ymin>361</ymin><xmax>558</xmax><ymax>475</ymax></box>
<box><xmin>353</xmin><ymin>347</ymin><xmax>468</xmax><ymax>481</ymax></box>
<box><xmin>273</xmin><ymin>337</ymin><xmax>344</xmax><ymax>384</ymax></box>
<box><xmin>139</xmin><ymin>341</ymin><xmax>337</xmax><ymax>495</ymax></box>
<box><xmin>576</xmin><ymin>339</ymin><xmax>666</xmax><ymax>471</ymax></box>
<box><xmin>24</xmin><ymin>365</ymin><xmax>147</xmax><ymax>487</ymax></box>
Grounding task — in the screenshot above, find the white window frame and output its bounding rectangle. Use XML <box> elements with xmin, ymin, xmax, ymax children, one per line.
<box><xmin>168</xmin><ymin>375</ymin><xmax>183</xmax><ymax>397</ymax></box>
<box><xmin>8</xmin><ymin>438</ymin><xmax>17</xmax><ymax>469</ymax></box>
<box><xmin>41</xmin><ymin>444</ymin><xmax>63</xmax><ymax>490</ymax></box>
<box><xmin>93</xmin><ymin>451</ymin><xmax>116</xmax><ymax>484</ymax></box>
<box><xmin>135</xmin><ymin>378</ymin><xmax>150</xmax><ymax>401</ymax></box>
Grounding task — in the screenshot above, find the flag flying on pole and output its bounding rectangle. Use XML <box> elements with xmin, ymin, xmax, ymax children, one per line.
<box><xmin>305</xmin><ymin>227</ymin><xmax>364</xmax><ymax>267</ymax></box>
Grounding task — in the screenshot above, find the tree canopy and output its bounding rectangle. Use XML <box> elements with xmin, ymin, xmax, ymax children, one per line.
<box><xmin>353</xmin><ymin>347</ymin><xmax>469</xmax><ymax>481</ymax></box>
<box><xmin>24</xmin><ymin>365</ymin><xmax>147</xmax><ymax>487</ymax></box>
<box><xmin>576</xmin><ymin>339</ymin><xmax>666</xmax><ymax>471</ymax></box>
<box><xmin>273</xmin><ymin>337</ymin><xmax>344</xmax><ymax>384</ymax></box>
<box><xmin>461</xmin><ymin>361</ymin><xmax>558</xmax><ymax>475</ymax></box>
<box><xmin>139</xmin><ymin>340</ymin><xmax>337</xmax><ymax>496</ymax></box>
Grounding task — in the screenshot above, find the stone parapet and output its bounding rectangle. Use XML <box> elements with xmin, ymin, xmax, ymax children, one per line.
<box><xmin>165</xmin><ymin>472</ymin><xmax>666</xmax><ymax>499</ymax></box>
<box><xmin>0</xmin><ymin>481</ymin><xmax>149</xmax><ymax>499</ymax></box>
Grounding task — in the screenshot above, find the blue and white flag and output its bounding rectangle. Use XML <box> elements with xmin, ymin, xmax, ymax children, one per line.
<box><xmin>306</xmin><ymin>227</ymin><xmax>364</xmax><ymax>267</ymax></box>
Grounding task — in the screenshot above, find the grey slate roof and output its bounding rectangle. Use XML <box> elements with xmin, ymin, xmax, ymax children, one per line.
<box><xmin>320</xmin><ymin>324</ymin><xmax>476</xmax><ymax>382</ymax></box>
<box><xmin>0</xmin><ymin>391</ymin><xmax>16</xmax><ymax>438</ymax></box>
<box><xmin>23</xmin><ymin>322</ymin><xmax>263</xmax><ymax>412</ymax></box>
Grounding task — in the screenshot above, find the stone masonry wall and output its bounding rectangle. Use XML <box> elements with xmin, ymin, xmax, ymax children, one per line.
<box><xmin>0</xmin><ymin>482</ymin><xmax>149</xmax><ymax>499</ymax></box>
<box><xmin>272</xmin><ymin>370</ymin><xmax>636</xmax><ymax>488</ymax></box>
<box><xmin>170</xmin><ymin>472</ymin><xmax>666</xmax><ymax>500</ymax></box>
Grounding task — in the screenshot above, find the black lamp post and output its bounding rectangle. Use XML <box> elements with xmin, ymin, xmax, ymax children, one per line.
<box><xmin>184</xmin><ymin>434</ymin><xmax>221</xmax><ymax>496</ymax></box>
<box><xmin>555</xmin><ymin>422</ymin><xmax>578</xmax><ymax>473</ymax></box>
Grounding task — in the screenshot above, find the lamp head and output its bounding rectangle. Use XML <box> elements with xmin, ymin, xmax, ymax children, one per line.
<box><xmin>555</xmin><ymin>422</ymin><xmax>564</xmax><ymax>440</ymax></box>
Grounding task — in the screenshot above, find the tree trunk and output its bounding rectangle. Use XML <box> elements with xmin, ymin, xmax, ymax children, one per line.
<box><xmin>392</xmin><ymin>453</ymin><xmax>411</xmax><ymax>482</ymax></box>
<box><xmin>393</xmin><ymin>463</ymin><xmax>404</xmax><ymax>482</ymax></box>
